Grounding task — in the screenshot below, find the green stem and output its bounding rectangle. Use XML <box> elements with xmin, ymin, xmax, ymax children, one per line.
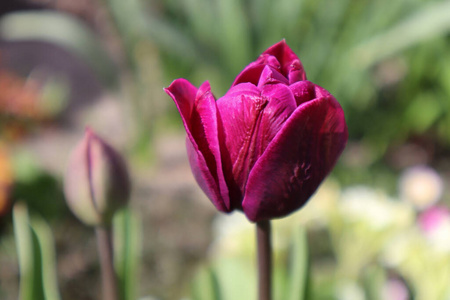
<box><xmin>256</xmin><ymin>220</ymin><xmax>272</xmax><ymax>300</ymax></box>
<box><xmin>96</xmin><ymin>226</ymin><xmax>119</xmax><ymax>300</ymax></box>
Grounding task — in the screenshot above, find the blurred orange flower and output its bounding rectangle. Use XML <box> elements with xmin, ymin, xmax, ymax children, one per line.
<box><xmin>0</xmin><ymin>144</ymin><xmax>13</xmax><ymax>217</ymax></box>
<box><xmin>0</xmin><ymin>68</ymin><xmax>46</xmax><ymax>140</ymax></box>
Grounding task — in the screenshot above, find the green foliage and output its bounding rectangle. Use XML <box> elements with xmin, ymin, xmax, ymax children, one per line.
<box><xmin>285</xmin><ymin>226</ymin><xmax>310</xmax><ymax>300</ymax></box>
<box><xmin>190</xmin><ymin>266</ymin><xmax>222</xmax><ymax>300</ymax></box>
<box><xmin>11</xmin><ymin>152</ymin><xmax>67</xmax><ymax>222</ymax></box>
<box><xmin>113</xmin><ymin>208</ymin><xmax>142</xmax><ymax>300</ymax></box>
<box><xmin>13</xmin><ymin>203</ymin><xmax>61</xmax><ymax>300</ymax></box>
<box><xmin>127</xmin><ymin>0</ymin><xmax>450</xmax><ymax>159</ymax></box>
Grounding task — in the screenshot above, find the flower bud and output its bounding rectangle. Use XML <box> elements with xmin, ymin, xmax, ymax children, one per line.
<box><xmin>64</xmin><ymin>128</ymin><xmax>130</xmax><ymax>226</ymax></box>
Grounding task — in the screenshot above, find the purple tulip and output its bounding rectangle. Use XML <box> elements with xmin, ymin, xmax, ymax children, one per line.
<box><xmin>64</xmin><ymin>128</ymin><xmax>130</xmax><ymax>226</ymax></box>
<box><xmin>165</xmin><ymin>40</ymin><xmax>348</xmax><ymax>222</ymax></box>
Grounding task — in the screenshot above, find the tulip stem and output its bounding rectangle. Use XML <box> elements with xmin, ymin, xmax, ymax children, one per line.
<box><xmin>256</xmin><ymin>220</ymin><xmax>272</xmax><ymax>300</ymax></box>
<box><xmin>96</xmin><ymin>226</ymin><xmax>119</xmax><ymax>300</ymax></box>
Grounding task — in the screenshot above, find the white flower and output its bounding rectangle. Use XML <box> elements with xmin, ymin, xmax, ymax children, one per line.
<box><xmin>339</xmin><ymin>186</ymin><xmax>412</xmax><ymax>231</ymax></box>
<box><xmin>399</xmin><ymin>165</ymin><xmax>443</xmax><ymax>210</ymax></box>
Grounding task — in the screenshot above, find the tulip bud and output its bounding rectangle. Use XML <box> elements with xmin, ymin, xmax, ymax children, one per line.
<box><xmin>64</xmin><ymin>128</ymin><xmax>130</xmax><ymax>226</ymax></box>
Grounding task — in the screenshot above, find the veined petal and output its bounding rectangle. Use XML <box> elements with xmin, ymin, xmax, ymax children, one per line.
<box><xmin>255</xmin><ymin>83</ymin><xmax>297</xmax><ymax>156</ymax></box>
<box><xmin>242</xmin><ymin>93</ymin><xmax>348</xmax><ymax>222</ymax></box>
<box><xmin>217</xmin><ymin>83</ymin><xmax>265</xmax><ymax>201</ymax></box>
<box><xmin>217</xmin><ymin>83</ymin><xmax>297</xmax><ymax>203</ymax></box>
<box><xmin>164</xmin><ymin>79</ymin><xmax>230</xmax><ymax>211</ymax></box>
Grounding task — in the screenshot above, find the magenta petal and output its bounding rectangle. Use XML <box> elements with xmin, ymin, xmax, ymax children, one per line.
<box><xmin>164</xmin><ymin>79</ymin><xmax>197</xmax><ymax>126</ymax></box>
<box><xmin>255</xmin><ymin>83</ymin><xmax>297</xmax><ymax>155</ymax></box>
<box><xmin>262</xmin><ymin>40</ymin><xmax>307</xmax><ymax>83</ymax></box>
<box><xmin>223</xmin><ymin>82</ymin><xmax>261</xmax><ymax>99</ymax></box>
<box><xmin>242</xmin><ymin>93</ymin><xmax>348</xmax><ymax>222</ymax></box>
<box><xmin>185</xmin><ymin>137</ymin><xmax>229</xmax><ymax>212</ymax></box>
<box><xmin>257</xmin><ymin>65</ymin><xmax>289</xmax><ymax>88</ymax></box>
<box><xmin>231</xmin><ymin>53</ymin><xmax>282</xmax><ymax>86</ymax></box>
<box><xmin>165</xmin><ymin>79</ymin><xmax>230</xmax><ymax>211</ymax></box>
<box><xmin>232</xmin><ymin>64</ymin><xmax>265</xmax><ymax>87</ymax></box>
<box><xmin>217</xmin><ymin>83</ymin><xmax>264</xmax><ymax>194</ymax></box>
<box><xmin>289</xmin><ymin>80</ymin><xmax>317</xmax><ymax>106</ymax></box>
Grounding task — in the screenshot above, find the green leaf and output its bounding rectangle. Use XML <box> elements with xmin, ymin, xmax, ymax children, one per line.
<box><xmin>30</xmin><ymin>215</ymin><xmax>61</xmax><ymax>300</ymax></box>
<box><xmin>190</xmin><ymin>266</ymin><xmax>223</xmax><ymax>300</ymax></box>
<box><xmin>285</xmin><ymin>226</ymin><xmax>310</xmax><ymax>300</ymax></box>
<box><xmin>13</xmin><ymin>203</ymin><xmax>36</xmax><ymax>300</ymax></box>
<box><xmin>113</xmin><ymin>208</ymin><xmax>142</xmax><ymax>300</ymax></box>
<box><xmin>13</xmin><ymin>202</ymin><xmax>60</xmax><ymax>300</ymax></box>
<box><xmin>0</xmin><ymin>11</ymin><xmax>118</xmax><ymax>88</ymax></box>
<box><xmin>352</xmin><ymin>0</ymin><xmax>450</xmax><ymax>68</ymax></box>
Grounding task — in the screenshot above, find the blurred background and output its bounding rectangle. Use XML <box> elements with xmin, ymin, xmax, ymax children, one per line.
<box><xmin>1</xmin><ymin>0</ymin><xmax>450</xmax><ymax>299</ymax></box>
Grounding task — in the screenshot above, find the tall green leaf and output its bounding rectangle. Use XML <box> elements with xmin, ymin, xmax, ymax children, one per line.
<box><xmin>13</xmin><ymin>202</ymin><xmax>60</xmax><ymax>300</ymax></box>
<box><xmin>285</xmin><ymin>226</ymin><xmax>310</xmax><ymax>300</ymax></box>
<box><xmin>114</xmin><ymin>208</ymin><xmax>142</xmax><ymax>300</ymax></box>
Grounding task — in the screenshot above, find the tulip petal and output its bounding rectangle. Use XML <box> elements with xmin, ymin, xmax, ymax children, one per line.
<box><xmin>217</xmin><ymin>83</ymin><xmax>297</xmax><ymax>202</ymax></box>
<box><xmin>87</xmin><ymin>130</ymin><xmax>130</xmax><ymax>217</ymax></box>
<box><xmin>232</xmin><ymin>40</ymin><xmax>307</xmax><ymax>87</ymax></box>
<box><xmin>257</xmin><ymin>65</ymin><xmax>289</xmax><ymax>88</ymax></box>
<box><xmin>262</xmin><ymin>40</ymin><xmax>307</xmax><ymax>84</ymax></box>
<box><xmin>165</xmin><ymin>79</ymin><xmax>230</xmax><ymax>211</ymax></box>
<box><xmin>289</xmin><ymin>80</ymin><xmax>317</xmax><ymax>106</ymax></box>
<box><xmin>256</xmin><ymin>83</ymin><xmax>297</xmax><ymax>156</ymax></box>
<box><xmin>65</xmin><ymin>132</ymin><xmax>102</xmax><ymax>225</ymax></box>
<box><xmin>231</xmin><ymin>64</ymin><xmax>266</xmax><ymax>86</ymax></box>
<box><xmin>217</xmin><ymin>83</ymin><xmax>263</xmax><ymax>199</ymax></box>
<box><xmin>232</xmin><ymin>54</ymin><xmax>281</xmax><ymax>86</ymax></box>
<box><xmin>242</xmin><ymin>91</ymin><xmax>348</xmax><ymax>222</ymax></box>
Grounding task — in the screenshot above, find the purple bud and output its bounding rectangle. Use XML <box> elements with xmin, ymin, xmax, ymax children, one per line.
<box><xmin>64</xmin><ymin>128</ymin><xmax>130</xmax><ymax>226</ymax></box>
